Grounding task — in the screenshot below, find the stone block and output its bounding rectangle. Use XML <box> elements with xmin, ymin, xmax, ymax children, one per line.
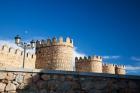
<box><xmin>0</xmin><ymin>83</ymin><xmax>6</xmax><ymax>92</ymax></box>
<box><xmin>5</xmin><ymin>83</ymin><xmax>16</xmax><ymax>92</ymax></box>
<box><xmin>0</xmin><ymin>72</ymin><xmax>7</xmax><ymax>79</ymax></box>
<box><xmin>128</xmin><ymin>81</ymin><xmax>138</xmax><ymax>89</ymax></box>
<box><xmin>40</xmin><ymin>89</ymin><xmax>48</xmax><ymax>93</ymax></box>
<box><xmin>37</xmin><ymin>80</ymin><xmax>47</xmax><ymax>89</ymax></box>
<box><xmin>32</xmin><ymin>74</ymin><xmax>40</xmax><ymax>82</ymax></box>
<box><xmin>23</xmin><ymin>73</ymin><xmax>32</xmax><ymax>84</ymax></box>
<box><xmin>15</xmin><ymin>74</ymin><xmax>24</xmax><ymax>83</ymax></box>
<box><xmin>41</xmin><ymin>74</ymin><xmax>50</xmax><ymax>81</ymax></box>
<box><xmin>6</xmin><ymin>72</ymin><xmax>15</xmax><ymax>81</ymax></box>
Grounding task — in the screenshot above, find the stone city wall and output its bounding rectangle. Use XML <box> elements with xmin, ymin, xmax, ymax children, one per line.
<box><xmin>35</xmin><ymin>37</ymin><xmax>74</xmax><ymax>71</ymax></box>
<box><xmin>0</xmin><ymin>68</ymin><xmax>139</xmax><ymax>93</ymax></box>
<box><xmin>0</xmin><ymin>44</ymin><xmax>36</xmax><ymax>69</ymax></box>
<box><xmin>75</xmin><ymin>56</ymin><xmax>126</xmax><ymax>75</ymax></box>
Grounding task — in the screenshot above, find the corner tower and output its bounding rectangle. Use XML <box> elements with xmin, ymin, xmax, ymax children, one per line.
<box><xmin>75</xmin><ymin>56</ymin><xmax>102</xmax><ymax>73</ymax></box>
<box><xmin>35</xmin><ymin>37</ymin><xmax>74</xmax><ymax>71</ymax></box>
<box><xmin>115</xmin><ymin>65</ymin><xmax>126</xmax><ymax>75</ymax></box>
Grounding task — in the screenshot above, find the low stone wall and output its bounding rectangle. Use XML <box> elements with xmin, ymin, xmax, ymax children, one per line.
<box><xmin>0</xmin><ymin>68</ymin><xmax>140</xmax><ymax>93</ymax></box>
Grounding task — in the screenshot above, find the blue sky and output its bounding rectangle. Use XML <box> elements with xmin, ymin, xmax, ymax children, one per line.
<box><xmin>0</xmin><ymin>0</ymin><xmax>140</xmax><ymax>75</ymax></box>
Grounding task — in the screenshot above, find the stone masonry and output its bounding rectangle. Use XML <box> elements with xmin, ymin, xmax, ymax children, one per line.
<box><xmin>75</xmin><ymin>56</ymin><xmax>125</xmax><ymax>75</ymax></box>
<box><xmin>0</xmin><ymin>68</ymin><xmax>139</xmax><ymax>93</ymax></box>
<box><xmin>0</xmin><ymin>44</ymin><xmax>36</xmax><ymax>69</ymax></box>
<box><xmin>0</xmin><ymin>37</ymin><xmax>126</xmax><ymax>74</ymax></box>
<box><xmin>35</xmin><ymin>37</ymin><xmax>74</xmax><ymax>71</ymax></box>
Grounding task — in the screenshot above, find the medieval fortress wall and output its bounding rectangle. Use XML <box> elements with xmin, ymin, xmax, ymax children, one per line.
<box><xmin>0</xmin><ymin>37</ymin><xmax>126</xmax><ymax>75</ymax></box>
<box><xmin>35</xmin><ymin>37</ymin><xmax>73</xmax><ymax>71</ymax></box>
<box><xmin>75</xmin><ymin>56</ymin><xmax>126</xmax><ymax>75</ymax></box>
<box><xmin>0</xmin><ymin>44</ymin><xmax>36</xmax><ymax>69</ymax></box>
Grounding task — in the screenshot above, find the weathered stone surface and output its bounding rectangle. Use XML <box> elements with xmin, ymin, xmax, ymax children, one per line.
<box><xmin>0</xmin><ymin>70</ymin><xmax>140</xmax><ymax>93</ymax></box>
<box><xmin>81</xmin><ymin>80</ymin><xmax>94</xmax><ymax>90</ymax></box>
<box><xmin>117</xmin><ymin>80</ymin><xmax>128</xmax><ymax>89</ymax></box>
<box><xmin>93</xmin><ymin>80</ymin><xmax>108</xmax><ymax>89</ymax></box>
<box><xmin>41</xmin><ymin>74</ymin><xmax>50</xmax><ymax>80</ymax></box>
<box><xmin>18</xmin><ymin>83</ymin><xmax>26</xmax><ymax>89</ymax></box>
<box><xmin>5</xmin><ymin>83</ymin><xmax>16</xmax><ymax>92</ymax></box>
<box><xmin>0</xmin><ymin>83</ymin><xmax>6</xmax><ymax>92</ymax></box>
<box><xmin>0</xmin><ymin>44</ymin><xmax>35</xmax><ymax>69</ymax></box>
<box><xmin>32</xmin><ymin>74</ymin><xmax>40</xmax><ymax>82</ymax></box>
<box><xmin>37</xmin><ymin>80</ymin><xmax>47</xmax><ymax>89</ymax></box>
<box><xmin>12</xmin><ymin>81</ymin><xmax>19</xmax><ymax>88</ymax></box>
<box><xmin>0</xmin><ymin>72</ymin><xmax>7</xmax><ymax>79</ymax></box>
<box><xmin>6</xmin><ymin>72</ymin><xmax>15</xmax><ymax>81</ymax></box>
<box><xmin>23</xmin><ymin>73</ymin><xmax>32</xmax><ymax>84</ymax></box>
<box><xmin>128</xmin><ymin>80</ymin><xmax>138</xmax><ymax>89</ymax></box>
<box><xmin>40</xmin><ymin>89</ymin><xmax>47</xmax><ymax>93</ymax></box>
<box><xmin>89</xmin><ymin>89</ymin><xmax>102</xmax><ymax>93</ymax></box>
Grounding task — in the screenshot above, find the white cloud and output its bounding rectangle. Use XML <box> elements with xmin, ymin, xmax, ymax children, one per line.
<box><xmin>0</xmin><ymin>40</ymin><xmax>35</xmax><ymax>54</ymax></box>
<box><xmin>102</xmin><ymin>56</ymin><xmax>120</xmax><ymax>59</ymax></box>
<box><xmin>126</xmin><ymin>65</ymin><xmax>140</xmax><ymax>70</ymax></box>
<box><xmin>131</xmin><ymin>56</ymin><xmax>140</xmax><ymax>62</ymax></box>
<box><xmin>126</xmin><ymin>65</ymin><xmax>140</xmax><ymax>75</ymax></box>
<box><xmin>73</xmin><ymin>47</ymin><xmax>86</xmax><ymax>58</ymax></box>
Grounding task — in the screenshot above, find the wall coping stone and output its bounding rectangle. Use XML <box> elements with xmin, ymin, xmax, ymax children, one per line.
<box><xmin>0</xmin><ymin>67</ymin><xmax>140</xmax><ymax>80</ymax></box>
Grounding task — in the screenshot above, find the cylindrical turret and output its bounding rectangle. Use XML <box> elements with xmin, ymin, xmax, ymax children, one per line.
<box><xmin>35</xmin><ymin>37</ymin><xmax>74</xmax><ymax>71</ymax></box>
<box><xmin>90</xmin><ymin>56</ymin><xmax>102</xmax><ymax>73</ymax></box>
<box><xmin>115</xmin><ymin>65</ymin><xmax>126</xmax><ymax>75</ymax></box>
<box><xmin>102</xmin><ymin>64</ymin><xmax>115</xmax><ymax>74</ymax></box>
<box><xmin>75</xmin><ymin>56</ymin><xmax>102</xmax><ymax>73</ymax></box>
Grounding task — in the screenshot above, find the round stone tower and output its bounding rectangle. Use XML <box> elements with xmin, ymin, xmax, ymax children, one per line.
<box><xmin>75</xmin><ymin>56</ymin><xmax>102</xmax><ymax>73</ymax></box>
<box><xmin>115</xmin><ymin>65</ymin><xmax>126</xmax><ymax>75</ymax></box>
<box><xmin>35</xmin><ymin>37</ymin><xmax>74</xmax><ymax>71</ymax></box>
<box><xmin>102</xmin><ymin>64</ymin><xmax>115</xmax><ymax>74</ymax></box>
<box><xmin>90</xmin><ymin>56</ymin><xmax>102</xmax><ymax>73</ymax></box>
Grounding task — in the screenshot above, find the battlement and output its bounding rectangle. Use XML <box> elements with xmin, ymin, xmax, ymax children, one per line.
<box><xmin>102</xmin><ymin>63</ymin><xmax>116</xmax><ymax>67</ymax></box>
<box><xmin>115</xmin><ymin>65</ymin><xmax>125</xmax><ymax>69</ymax></box>
<box><xmin>102</xmin><ymin>63</ymin><xmax>116</xmax><ymax>74</ymax></box>
<box><xmin>90</xmin><ymin>55</ymin><xmax>102</xmax><ymax>62</ymax></box>
<box><xmin>0</xmin><ymin>44</ymin><xmax>36</xmax><ymax>69</ymax></box>
<box><xmin>75</xmin><ymin>56</ymin><xmax>103</xmax><ymax>73</ymax></box>
<box><xmin>36</xmin><ymin>37</ymin><xmax>73</xmax><ymax>48</ymax></box>
<box><xmin>75</xmin><ymin>56</ymin><xmax>91</xmax><ymax>62</ymax></box>
<box><xmin>115</xmin><ymin>65</ymin><xmax>126</xmax><ymax>75</ymax></box>
<box><xmin>75</xmin><ymin>55</ymin><xmax>102</xmax><ymax>62</ymax></box>
<box><xmin>0</xmin><ymin>44</ymin><xmax>35</xmax><ymax>59</ymax></box>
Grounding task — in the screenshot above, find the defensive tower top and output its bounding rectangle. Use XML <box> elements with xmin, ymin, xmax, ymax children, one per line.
<box><xmin>75</xmin><ymin>55</ymin><xmax>102</xmax><ymax>62</ymax></box>
<box><xmin>36</xmin><ymin>37</ymin><xmax>73</xmax><ymax>48</ymax></box>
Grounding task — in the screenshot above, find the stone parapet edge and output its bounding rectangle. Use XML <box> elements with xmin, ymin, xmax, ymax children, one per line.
<box><xmin>0</xmin><ymin>67</ymin><xmax>139</xmax><ymax>80</ymax></box>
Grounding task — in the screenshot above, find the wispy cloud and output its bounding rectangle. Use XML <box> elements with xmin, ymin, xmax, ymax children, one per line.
<box><xmin>0</xmin><ymin>40</ymin><xmax>35</xmax><ymax>54</ymax></box>
<box><xmin>73</xmin><ymin>47</ymin><xmax>86</xmax><ymax>57</ymax></box>
<box><xmin>131</xmin><ymin>56</ymin><xmax>140</xmax><ymax>62</ymax></box>
<box><xmin>126</xmin><ymin>65</ymin><xmax>140</xmax><ymax>75</ymax></box>
<box><xmin>126</xmin><ymin>65</ymin><xmax>140</xmax><ymax>70</ymax></box>
<box><xmin>102</xmin><ymin>56</ymin><xmax>120</xmax><ymax>59</ymax></box>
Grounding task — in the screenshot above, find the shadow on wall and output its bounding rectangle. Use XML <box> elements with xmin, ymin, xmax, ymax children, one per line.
<box><xmin>14</xmin><ymin>70</ymin><xmax>140</xmax><ymax>93</ymax></box>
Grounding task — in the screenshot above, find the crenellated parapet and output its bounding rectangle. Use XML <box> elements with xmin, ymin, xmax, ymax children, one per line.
<box><xmin>75</xmin><ymin>56</ymin><xmax>91</xmax><ymax>63</ymax></box>
<box><xmin>35</xmin><ymin>37</ymin><xmax>74</xmax><ymax>71</ymax></box>
<box><xmin>115</xmin><ymin>65</ymin><xmax>126</xmax><ymax>75</ymax></box>
<box><xmin>75</xmin><ymin>56</ymin><xmax>102</xmax><ymax>73</ymax></box>
<box><xmin>36</xmin><ymin>37</ymin><xmax>73</xmax><ymax>48</ymax></box>
<box><xmin>0</xmin><ymin>44</ymin><xmax>36</xmax><ymax>69</ymax></box>
<box><xmin>102</xmin><ymin>63</ymin><xmax>116</xmax><ymax>74</ymax></box>
<box><xmin>75</xmin><ymin>56</ymin><xmax>102</xmax><ymax>62</ymax></box>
